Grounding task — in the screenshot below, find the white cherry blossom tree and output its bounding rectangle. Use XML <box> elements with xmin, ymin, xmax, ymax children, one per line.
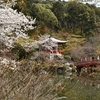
<box><xmin>0</xmin><ymin>1</ymin><xmax>36</xmax><ymax>48</ymax></box>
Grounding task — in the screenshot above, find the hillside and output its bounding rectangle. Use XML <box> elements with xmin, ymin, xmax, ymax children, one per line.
<box><xmin>0</xmin><ymin>1</ymin><xmax>100</xmax><ymax>100</ymax></box>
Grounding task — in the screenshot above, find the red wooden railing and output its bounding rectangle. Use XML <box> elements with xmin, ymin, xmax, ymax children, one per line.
<box><xmin>74</xmin><ymin>60</ymin><xmax>100</xmax><ymax>68</ymax></box>
<box><xmin>43</xmin><ymin>50</ymin><xmax>64</xmax><ymax>54</ymax></box>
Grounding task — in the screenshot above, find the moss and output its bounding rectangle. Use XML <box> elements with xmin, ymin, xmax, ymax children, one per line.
<box><xmin>16</xmin><ymin>37</ymin><xmax>34</xmax><ymax>45</ymax></box>
<box><xmin>64</xmin><ymin>55</ymin><xmax>71</xmax><ymax>61</ymax></box>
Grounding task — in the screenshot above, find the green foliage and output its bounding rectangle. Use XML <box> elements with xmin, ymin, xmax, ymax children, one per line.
<box><xmin>12</xmin><ymin>0</ymin><xmax>100</xmax><ymax>35</ymax></box>
<box><xmin>11</xmin><ymin>43</ymin><xmax>26</xmax><ymax>60</ymax></box>
<box><xmin>31</xmin><ymin>3</ymin><xmax>58</xmax><ymax>28</ymax></box>
<box><xmin>52</xmin><ymin>1</ymin><xmax>65</xmax><ymax>29</ymax></box>
<box><xmin>64</xmin><ymin>1</ymin><xmax>96</xmax><ymax>37</ymax></box>
<box><xmin>40</xmin><ymin>3</ymin><xmax>52</xmax><ymax>9</ymax></box>
<box><xmin>64</xmin><ymin>55</ymin><xmax>71</xmax><ymax>61</ymax></box>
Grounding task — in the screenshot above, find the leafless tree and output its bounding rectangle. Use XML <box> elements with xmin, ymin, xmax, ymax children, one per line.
<box><xmin>0</xmin><ymin>59</ymin><xmax>68</xmax><ymax>100</ymax></box>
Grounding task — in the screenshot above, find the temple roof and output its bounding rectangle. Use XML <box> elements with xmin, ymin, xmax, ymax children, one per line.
<box><xmin>40</xmin><ymin>37</ymin><xmax>67</xmax><ymax>44</ymax></box>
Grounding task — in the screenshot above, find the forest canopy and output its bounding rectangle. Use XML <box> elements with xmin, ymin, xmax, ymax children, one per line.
<box><xmin>11</xmin><ymin>0</ymin><xmax>100</xmax><ymax>37</ymax></box>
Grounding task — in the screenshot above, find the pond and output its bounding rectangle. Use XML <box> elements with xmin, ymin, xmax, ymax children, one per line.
<box><xmin>0</xmin><ymin>62</ymin><xmax>100</xmax><ymax>100</ymax></box>
<box><xmin>53</xmin><ymin>71</ymin><xmax>100</xmax><ymax>100</ymax></box>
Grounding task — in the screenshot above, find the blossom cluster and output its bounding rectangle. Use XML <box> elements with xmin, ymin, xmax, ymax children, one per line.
<box><xmin>0</xmin><ymin>2</ymin><xmax>36</xmax><ymax>48</ymax></box>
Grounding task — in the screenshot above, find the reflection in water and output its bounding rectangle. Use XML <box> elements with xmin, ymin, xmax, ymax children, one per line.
<box><xmin>53</xmin><ymin>72</ymin><xmax>100</xmax><ymax>100</ymax></box>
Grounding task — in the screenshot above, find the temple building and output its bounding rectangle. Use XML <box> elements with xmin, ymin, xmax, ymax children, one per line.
<box><xmin>40</xmin><ymin>37</ymin><xmax>67</xmax><ymax>61</ymax></box>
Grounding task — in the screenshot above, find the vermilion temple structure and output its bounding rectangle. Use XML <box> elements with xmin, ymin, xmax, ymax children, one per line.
<box><xmin>41</xmin><ymin>37</ymin><xmax>67</xmax><ymax>60</ymax></box>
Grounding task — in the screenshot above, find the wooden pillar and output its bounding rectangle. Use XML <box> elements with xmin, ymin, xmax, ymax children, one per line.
<box><xmin>76</xmin><ymin>66</ymin><xmax>82</xmax><ymax>76</ymax></box>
